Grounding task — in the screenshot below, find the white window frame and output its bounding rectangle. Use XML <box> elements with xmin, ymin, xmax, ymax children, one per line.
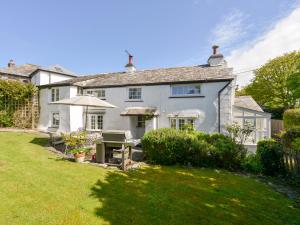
<box><xmin>51</xmin><ymin>112</ymin><xmax>60</xmax><ymax>127</ymax></box>
<box><xmin>170</xmin><ymin>84</ymin><xmax>201</xmax><ymax>97</ymax></box>
<box><xmin>169</xmin><ymin>117</ymin><xmax>196</xmax><ymax>130</ymax></box>
<box><xmin>85</xmin><ymin>89</ymin><xmax>106</xmax><ymax>99</ymax></box>
<box><xmin>233</xmin><ymin>108</ymin><xmax>270</xmax><ymax>144</ymax></box>
<box><xmin>128</xmin><ymin>87</ymin><xmax>142</xmax><ymax>101</ymax></box>
<box><xmin>51</xmin><ymin>88</ymin><xmax>60</xmax><ymax>102</ymax></box>
<box><xmin>88</xmin><ymin>114</ymin><xmax>103</xmax><ymax>131</ymax></box>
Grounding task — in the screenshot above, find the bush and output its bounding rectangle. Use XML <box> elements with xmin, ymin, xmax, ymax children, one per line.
<box><xmin>0</xmin><ymin>111</ymin><xmax>13</xmax><ymax>127</ymax></box>
<box><xmin>256</xmin><ymin>139</ymin><xmax>285</xmax><ymax>176</ymax></box>
<box><xmin>283</xmin><ymin>108</ymin><xmax>300</xmax><ymax>129</ymax></box>
<box><xmin>141</xmin><ymin>128</ymin><xmax>246</xmax><ymax>170</ymax></box>
<box><xmin>242</xmin><ymin>153</ymin><xmax>262</xmax><ymax>174</ymax></box>
<box><xmin>281</xmin><ymin>127</ymin><xmax>300</xmax><ymax>149</ymax></box>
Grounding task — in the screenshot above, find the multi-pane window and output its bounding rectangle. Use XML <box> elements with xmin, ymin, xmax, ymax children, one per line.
<box><xmin>52</xmin><ymin>113</ymin><xmax>60</xmax><ymax>127</ymax></box>
<box><xmin>128</xmin><ymin>88</ymin><xmax>142</xmax><ymax>100</ymax></box>
<box><xmin>51</xmin><ymin>88</ymin><xmax>59</xmax><ymax>102</ymax></box>
<box><xmin>170</xmin><ymin>118</ymin><xmax>176</xmax><ymax>129</ymax></box>
<box><xmin>89</xmin><ymin>114</ymin><xmax>103</xmax><ymax>130</ymax></box>
<box><xmin>171</xmin><ymin>84</ymin><xmax>201</xmax><ymax>96</ymax></box>
<box><xmin>137</xmin><ymin>115</ymin><xmax>145</xmax><ymax>128</ymax></box>
<box><xmin>170</xmin><ymin>118</ymin><xmax>195</xmax><ymax>130</ymax></box>
<box><xmin>86</xmin><ymin>89</ymin><xmax>105</xmax><ymax>99</ymax></box>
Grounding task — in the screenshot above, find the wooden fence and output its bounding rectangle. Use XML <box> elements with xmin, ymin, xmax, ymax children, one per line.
<box><xmin>271</xmin><ymin>119</ymin><xmax>284</xmax><ymax>137</ymax></box>
<box><xmin>0</xmin><ymin>95</ymin><xmax>39</xmax><ymax>129</ymax></box>
<box><xmin>284</xmin><ymin>149</ymin><xmax>300</xmax><ymax>176</ymax></box>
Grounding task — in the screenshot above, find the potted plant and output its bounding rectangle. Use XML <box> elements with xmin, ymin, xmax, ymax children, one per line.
<box><xmin>69</xmin><ymin>147</ymin><xmax>90</xmax><ymax>163</ymax></box>
<box><xmin>62</xmin><ymin>131</ymin><xmax>90</xmax><ymax>163</ymax></box>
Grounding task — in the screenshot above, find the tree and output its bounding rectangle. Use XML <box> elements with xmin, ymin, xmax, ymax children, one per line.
<box><xmin>239</xmin><ymin>51</ymin><xmax>300</xmax><ymax>111</ymax></box>
<box><xmin>286</xmin><ymin>64</ymin><xmax>300</xmax><ymax>106</ymax></box>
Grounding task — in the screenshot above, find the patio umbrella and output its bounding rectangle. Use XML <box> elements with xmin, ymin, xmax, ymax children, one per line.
<box><xmin>51</xmin><ymin>95</ymin><xmax>116</xmax><ymax>130</ymax></box>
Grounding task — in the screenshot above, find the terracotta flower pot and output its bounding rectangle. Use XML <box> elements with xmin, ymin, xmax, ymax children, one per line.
<box><xmin>74</xmin><ymin>152</ymin><xmax>85</xmax><ymax>163</ymax></box>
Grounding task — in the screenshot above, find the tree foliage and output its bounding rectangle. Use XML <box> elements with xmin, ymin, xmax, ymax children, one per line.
<box><xmin>239</xmin><ymin>52</ymin><xmax>300</xmax><ymax>111</ymax></box>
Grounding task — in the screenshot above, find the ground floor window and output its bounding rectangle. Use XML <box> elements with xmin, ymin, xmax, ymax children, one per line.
<box><xmin>52</xmin><ymin>112</ymin><xmax>60</xmax><ymax>127</ymax></box>
<box><xmin>169</xmin><ymin>117</ymin><xmax>195</xmax><ymax>130</ymax></box>
<box><xmin>88</xmin><ymin>114</ymin><xmax>103</xmax><ymax>130</ymax></box>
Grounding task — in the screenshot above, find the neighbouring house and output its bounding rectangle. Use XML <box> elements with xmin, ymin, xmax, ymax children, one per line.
<box><xmin>37</xmin><ymin>46</ymin><xmax>271</xmax><ymax>147</ymax></box>
<box><xmin>0</xmin><ymin>60</ymin><xmax>77</xmax><ymax>85</ymax></box>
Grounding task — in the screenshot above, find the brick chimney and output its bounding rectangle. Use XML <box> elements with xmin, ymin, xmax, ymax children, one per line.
<box><xmin>125</xmin><ymin>53</ymin><xmax>136</xmax><ymax>73</ymax></box>
<box><xmin>207</xmin><ymin>45</ymin><xmax>226</xmax><ymax>67</ymax></box>
<box><xmin>8</xmin><ymin>59</ymin><xmax>16</xmax><ymax>68</ymax></box>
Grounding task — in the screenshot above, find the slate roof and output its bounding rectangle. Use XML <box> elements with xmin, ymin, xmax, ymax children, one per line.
<box><xmin>0</xmin><ymin>64</ymin><xmax>77</xmax><ymax>78</ymax></box>
<box><xmin>42</xmin><ymin>64</ymin><xmax>234</xmax><ymax>88</ymax></box>
<box><xmin>234</xmin><ymin>96</ymin><xmax>264</xmax><ymax>112</ymax></box>
<box><xmin>0</xmin><ymin>64</ymin><xmax>39</xmax><ymax>77</ymax></box>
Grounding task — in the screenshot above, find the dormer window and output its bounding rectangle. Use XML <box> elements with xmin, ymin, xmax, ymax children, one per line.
<box><xmin>171</xmin><ymin>84</ymin><xmax>201</xmax><ymax>97</ymax></box>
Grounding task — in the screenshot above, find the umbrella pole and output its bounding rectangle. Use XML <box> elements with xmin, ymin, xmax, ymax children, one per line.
<box><xmin>85</xmin><ymin>106</ymin><xmax>88</xmax><ymax>130</ymax></box>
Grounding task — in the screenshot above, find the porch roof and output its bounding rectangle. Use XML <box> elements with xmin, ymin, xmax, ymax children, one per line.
<box><xmin>120</xmin><ymin>107</ymin><xmax>159</xmax><ymax>116</ymax></box>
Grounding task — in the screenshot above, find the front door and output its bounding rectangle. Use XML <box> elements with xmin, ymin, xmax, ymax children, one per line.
<box><xmin>130</xmin><ymin>115</ymin><xmax>146</xmax><ymax>139</ymax></box>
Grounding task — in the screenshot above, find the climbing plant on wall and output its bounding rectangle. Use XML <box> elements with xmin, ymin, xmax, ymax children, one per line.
<box><xmin>0</xmin><ymin>80</ymin><xmax>38</xmax><ymax>128</ymax></box>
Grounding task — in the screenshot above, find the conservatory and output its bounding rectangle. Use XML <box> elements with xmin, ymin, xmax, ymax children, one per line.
<box><xmin>233</xmin><ymin>96</ymin><xmax>271</xmax><ymax>146</ymax></box>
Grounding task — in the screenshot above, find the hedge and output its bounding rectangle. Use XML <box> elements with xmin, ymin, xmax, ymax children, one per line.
<box><xmin>283</xmin><ymin>108</ymin><xmax>300</xmax><ymax>129</ymax></box>
<box><xmin>141</xmin><ymin>128</ymin><xmax>247</xmax><ymax>170</ymax></box>
<box><xmin>256</xmin><ymin>139</ymin><xmax>285</xmax><ymax>176</ymax></box>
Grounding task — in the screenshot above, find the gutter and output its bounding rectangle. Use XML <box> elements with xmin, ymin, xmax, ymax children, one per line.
<box><xmin>218</xmin><ymin>80</ymin><xmax>232</xmax><ymax>133</ymax></box>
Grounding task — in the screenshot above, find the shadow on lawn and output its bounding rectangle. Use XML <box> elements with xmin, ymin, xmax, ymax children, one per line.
<box><xmin>29</xmin><ymin>137</ymin><xmax>49</xmax><ymax>147</ymax></box>
<box><xmin>89</xmin><ymin>166</ymin><xmax>267</xmax><ymax>225</ymax></box>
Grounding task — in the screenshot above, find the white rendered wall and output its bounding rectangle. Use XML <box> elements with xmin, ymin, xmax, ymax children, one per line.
<box><xmin>31</xmin><ymin>71</ymin><xmax>74</xmax><ymax>86</ymax></box>
<box><xmin>38</xmin><ymin>81</ymin><xmax>234</xmax><ymax>135</ymax></box>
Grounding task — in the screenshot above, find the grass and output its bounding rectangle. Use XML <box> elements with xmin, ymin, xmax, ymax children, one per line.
<box><xmin>0</xmin><ymin>132</ymin><xmax>300</xmax><ymax>225</ymax></box>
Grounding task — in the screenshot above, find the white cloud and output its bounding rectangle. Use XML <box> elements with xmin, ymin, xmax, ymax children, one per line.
<box><xmin>227</xmin><ymin>6</ymin><xmax>300</xmax><ymax>87</ymax></box>
<box><xmin>211</xmin><ymin>9</ymin><xmax>247</xmax><ymax>49</ymax></box>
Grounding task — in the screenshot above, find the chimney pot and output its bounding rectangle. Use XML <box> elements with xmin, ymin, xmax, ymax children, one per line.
<box><xmin>8</xmin><ymin>59</ymin><xmax>15</xmax><ymax>68</ymax></box>
<box><xmin>212</xmin><ymin>45</ymin><xmax>219</xmax><ymax>55</ymax></box>
<box><xmin>125</xmin><ymin>53</ymin><xmax>136</xmax><ymax>72</ymax></box>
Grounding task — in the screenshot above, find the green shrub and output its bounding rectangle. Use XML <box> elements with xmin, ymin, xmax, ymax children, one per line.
<box><xmin>242</xmin><ymin>153</ymin><xmax>262</xmax><ymax>174</ymax></box>
<box><xmin>281</xmin><ymin>127</ymin><xmax>300</xmax><ymax>150</ymax></box>
<box><xmin>0</xmin><ymin>111</ymin><xmax>13</xmax><ymax>127</ymax></box>
<box><xmin>256</xmin><ymin>139</ymin><xmax>285</xmax><ymax>176</ymax></box>
<box><xmin>141</xmin><ymin>128</ymin><xmax>246</xmax><ymax>170</ymax></box>
<box><xmin>291</xmin><ymin>138</ymin><xmax>300</xmax><ymax>153</ymax></box>
<box><xmin>283</xmin><ymin>108</ymin><xmax>300</xmax><ymax>129</ymax></box>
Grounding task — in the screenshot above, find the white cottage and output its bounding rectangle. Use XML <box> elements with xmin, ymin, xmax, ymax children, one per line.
<box><xmin>37</xmin><ymin>46</ymin><xmax>271</xmax><ymax>146</ymax></box>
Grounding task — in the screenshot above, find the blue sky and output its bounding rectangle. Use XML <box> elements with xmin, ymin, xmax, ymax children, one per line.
<box><xmin>0</xmin><ymin>0</ymin><xmax>299</xmax><ymax>84</ymax></box>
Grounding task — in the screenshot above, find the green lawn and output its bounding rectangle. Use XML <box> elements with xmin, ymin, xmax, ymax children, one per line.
<box><xmin>0</xmin><ymin>132</ymin><xmax>300</xmax><ymax>225</ymax></box>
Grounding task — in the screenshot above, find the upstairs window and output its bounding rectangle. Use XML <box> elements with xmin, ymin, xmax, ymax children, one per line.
<box><xmin>171</xmin><ymin>84</ymin><xmax>201</xmax><ymax>97</ymax></box>
<box><xmin>128</xmin><ymin>87</ymin><xmax>142</xmax><ymax>100</ymax></box>
<box><xmin>86</xmin><ymin>89</ymin><xmax>105</xmax><ymax>99</ymax></box>
<box><xmin>51</xmin><ymin>88</ymin><xmax>59</xmax><ymax>102</ymax></box>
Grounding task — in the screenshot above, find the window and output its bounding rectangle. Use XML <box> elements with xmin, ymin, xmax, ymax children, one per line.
<box><xmin>77</xmin><ymin>87</ymin><xmax>83</xmax><ymax>95</ymax></box>
<box><xmin>170</xmin><ymin>118</ymin><xmax>195</xmax><ymax>130</ymax></box>
<box><xmin>137</xmin><ymin>115</ymin><xmax>145</xmax><ymax>128</ymax></box>
<box><xmin>170</xmin><ymin>118</ymin><xmax>176</xmax><ymax>129</ymax></box>
<box><xmin>52</xmin><ymin>113</ymin><xmax>60</xmax><ymax>127</ymax></box>
<box><xmin>128</xmin><ymin>87</ymin><xmax>142</xmax><ymax>100</ymax></box>
<box><xmin>51</xmin><ymin>88</ymin><xmax>59</xmax><ymax>102</ymax></box>
<box><xmin>86</xmin><ymin>89</ymin><xmax>105</xmax><ymax>99</ymax></box>
<box><xmin>171</xmin><ymin>84</ymin><xmax>201</xmax><ymax>96</ymax></box>
<box><xmin>178</xmin><ymin>119</ymin><xmax>185</xmax><ymax>130</ymax></box>
<box><xmin>89</xmin><ymin>114</ymin><xmax>103</xmax><ymax>130</ymax></box>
